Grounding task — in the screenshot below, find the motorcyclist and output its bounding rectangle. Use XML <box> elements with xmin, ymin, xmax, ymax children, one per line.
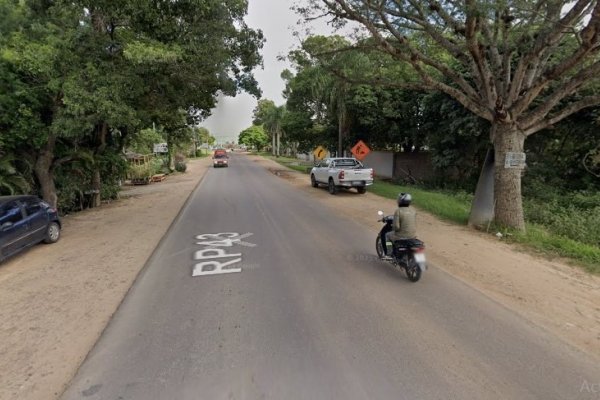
<box><xmin>384</xmin><ymin>193</ymin><xmax>417</xmax><ymax>258</ymax></box>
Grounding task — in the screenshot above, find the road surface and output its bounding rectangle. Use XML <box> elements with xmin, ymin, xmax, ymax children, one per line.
<box><xmin>62</xmin><ymin>154</ymin><xmax>600</xmax><ymax>400</ymax></box>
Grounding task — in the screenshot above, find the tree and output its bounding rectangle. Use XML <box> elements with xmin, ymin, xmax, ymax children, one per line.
<box><xmin>238</xmin><ymin>125</ymin><xmax>269</xmax><ymax>151</ymax></box>
<box><xmin>0</xmin><ymin>0</ymin><xmax>263</xmax><ymax>209</ymax></box>
<box><xmin>196</xmin><ymin>127</ymin><xmax>216</xmax><ymax>146</ymax></box>
<box><xmin>285</xmin><ymin>36</ymin><xmax>364</xmax><ymax>155</ymax></box>
<box><xmin>301</xmin><ymin>0</ymin><xmax>600</xmax><ymax>230</ymax></box>
<box><xmin>253</xmin><ymin>99</ymin><xmax>286</xmax><ymax>156</ymax></box>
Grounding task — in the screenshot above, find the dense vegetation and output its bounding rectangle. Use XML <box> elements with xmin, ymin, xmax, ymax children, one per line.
<box><xmin>0</xmin><ymin>0</ymin><xmax>262</xmax><ymax>211</ymax></box>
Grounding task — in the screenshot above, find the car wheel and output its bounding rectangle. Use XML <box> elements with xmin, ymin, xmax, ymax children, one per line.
<box><xmin>328</xmin><ymin>179</ymin><xmax>338</xmax><ymax>195</ymax></box>
<box><xmin>44</xmin><ymin>222</ymin><xmax>61</xmax><ymax>244</ymax></box>
<box><xmin>357</xmin><ymin>187</ymin><xmax>366</xmax><ymax>194</ymax></box>
<box><xmin>311</xmin><ymin>174</ymin><xmax>318</xmax><ymax>188</ymax></box>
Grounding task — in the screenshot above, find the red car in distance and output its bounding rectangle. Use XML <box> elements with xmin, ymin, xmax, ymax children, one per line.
<box><xmin>212</xmin><ymin>149</ymin><xmax>229</xmax><ymax>168</ymax></box>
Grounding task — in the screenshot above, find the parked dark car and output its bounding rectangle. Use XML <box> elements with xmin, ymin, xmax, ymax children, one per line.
<box><xmin>0</xmin><ymin>195</ymin><xmax>61</xmax><ymax>262</ymax></box>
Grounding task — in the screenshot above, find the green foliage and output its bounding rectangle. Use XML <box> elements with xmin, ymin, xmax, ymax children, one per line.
<box><xmin>128</xmin><ymin>164</ymin><xmax>153</xmax><ymax>180</ymax></box>
<box><xmin>0</xmin><ymin>154</ymin><xmax>31</xmax><ymax>195</ymax></box>
<box><xmin>149</xmin><ymin>157</ymin><xmax>167</xmax><ymax>175</ymax></box>
<box><xmin>0</xmin><ymin>0</ymin><xmax>263</xmax><ymax>210</ymax></box>
<box><xmin>238</xmin><ymin>125</ymin><xmax>268</xmax><ymax>151</ymax></box>
<box><xmin>420</xmin><ymin>91</ymin><xmax>489</xmax><ymax>187</ymax></box>
<box><xmin>523</xmin><ymin>193</ymin><xmax>600</xmax><ymax>247</ymax></box>
<box><xmin>96</xmin><ymin>151</ymin><xmax>128</xmax><ymax>200</ymax></box>
<box><xmin>175</xmin><ymin>161</ymin><xmax>187</xmax><ymax>172</ymax></box>
<box><xmin>54</xmin><ymin>149</ymin><xmax>127</xmax><ymax>212</ymax></box>
<box><xmin>127</xmin><ymin>128</ymin><xmax>165</xmax><ymax>155</ymax></box>
<box><xmin>195</xmin><ymin>127</ymin><xmax>216</xmax><ymax>146</ymax></box>
<box><xmin>524</xmin><ymin>107</ymin><xmax>600</xmax><ymax>192</ymax></box>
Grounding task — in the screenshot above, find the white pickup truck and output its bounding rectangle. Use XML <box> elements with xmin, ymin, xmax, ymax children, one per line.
<box><xmin>310</xmin><ymin>157</ymin><xmax>374</xmax><ymax>194</ymax></box>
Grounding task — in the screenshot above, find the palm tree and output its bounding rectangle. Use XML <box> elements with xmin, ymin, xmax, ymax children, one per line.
<box><xmin>262</xmin><ymin>105</ymin><xmax>286</xmax><ymax>157</ymax></box>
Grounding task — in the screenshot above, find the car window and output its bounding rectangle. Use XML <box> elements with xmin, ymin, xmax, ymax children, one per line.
<box><xmin>335</xmin><ymin>159</ymin><xmax>358</xmax><ymax>167</ymax></box>
<box><xmin>24</xmin><ymin>200</ymin><xmax>43</xmax><ymax>216</ymax></box>
<box><xmin>214</xmin><ymin>154</ymin><xmax>227</xmax><ymax>159</ymax></box>
<box><xmin>0</xmin><ymin>202</ymin><xmax>24</xmax><ymax>225</ymax></box>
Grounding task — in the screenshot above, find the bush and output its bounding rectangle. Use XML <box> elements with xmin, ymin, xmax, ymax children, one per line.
<box><xmin>524</xmin><ymin>200</ymin><xmax>600</xmax><ymax>247</ymax></box>
<box><xmin>175</xmin><ymin>161</ymin><xmax>187</xmax><ymax>172</ymax></box>
<box><xmin>129</xmin><ymin>163</ymin><xmax>152</xmax><ymax>179</ymax></box>
<box><xmin>149</xmin><ymin>157</ymin><xmax>166</xmax><ymax>175</ymax></box>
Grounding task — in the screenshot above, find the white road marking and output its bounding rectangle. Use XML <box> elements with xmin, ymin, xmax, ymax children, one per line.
<box><xmin>193</xmin><ymin>258</ymin><xmax>242</xmax><ymax>276</ymax></box>
<box><xmin>192</xmin><ymin>232</ymin><xmax>256</xmax><ymax>276</ymax></box>
<box><xmin>195</xmin><ymin>248</ymin><xmax>242</xmax><ymax>259</ymax></box>
<box><xmin>195</xmin><ymin>232</ymin><xmax>256</xmax><ymax>248</ymax></box>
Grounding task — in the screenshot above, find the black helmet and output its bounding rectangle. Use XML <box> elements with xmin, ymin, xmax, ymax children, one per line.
<box><xmin>397</xmin><ymin>192</ymin><xmax>412</xmax><ymax>207</ymax></box>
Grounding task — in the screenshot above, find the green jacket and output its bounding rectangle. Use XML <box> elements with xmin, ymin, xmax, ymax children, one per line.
<box><xmin>390</xmin><ymin>206</ymin><xmax>417</xmax><ymax>240</ymax></box>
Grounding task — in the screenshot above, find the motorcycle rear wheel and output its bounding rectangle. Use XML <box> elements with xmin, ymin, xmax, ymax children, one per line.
<box><xmin>405</xmin><ymin>257</ymin><xmax>422</xmax><ymax>282</ymax></box>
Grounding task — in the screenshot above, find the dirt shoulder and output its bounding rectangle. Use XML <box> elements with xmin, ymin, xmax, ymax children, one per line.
<box><xmin>0</xmin><ymin>154</ymin><xmax>598</xmax><ymax>400</ymax></box>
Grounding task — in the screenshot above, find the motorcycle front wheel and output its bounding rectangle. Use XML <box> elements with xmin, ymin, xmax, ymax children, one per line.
<box><xmin>405</xmin><ymin>257</ymin><xmax>422</xmax><ymax>282</ymax></box>
<box><xmin>375</xmin><ymin>236</ymin><xmax>385</xmax><ymax>259</ymax></box>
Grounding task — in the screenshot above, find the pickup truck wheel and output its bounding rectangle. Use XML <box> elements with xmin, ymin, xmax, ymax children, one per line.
<box><xmin>328</xmin><ymin>179</ymin><xmax>338</xmax><ymax>195</ymax></box>
<box><xmin>357</xmin><ymin>187</ymin><xmax>366</xmax><ymax>194</ymax></box>
<box><xmin>311</xmin><ymin>174</ymin><xmax>318</xmax><ymax>188</ymax></box>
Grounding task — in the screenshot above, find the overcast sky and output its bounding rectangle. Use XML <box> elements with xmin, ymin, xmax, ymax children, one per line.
<box><xmin>200</xmin><ymin>0</ymin><xmax>330</xmax><ymax>144</ymax></box>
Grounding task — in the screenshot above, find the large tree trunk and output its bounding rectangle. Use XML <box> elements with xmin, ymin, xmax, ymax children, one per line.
<box><xmin>492</xmin><ymin>123</ymin><xmax>526</xmax><ymax>230</ymax></box>
<box><xmin>34</xmin><ymin>133</ymin><xmax>58</xmax><ymax>209</ymax></box>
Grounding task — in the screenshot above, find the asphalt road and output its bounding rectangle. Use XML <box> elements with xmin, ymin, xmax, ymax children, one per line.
<box><xmin>62</xmin><ymin>154</ymin><xmax>600</xmax><ymax>400</ymax></box>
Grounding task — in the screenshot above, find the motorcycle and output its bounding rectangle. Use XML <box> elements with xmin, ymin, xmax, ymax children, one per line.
<box><xmin>375</xmin><ymin>211</ymin><xmax>427</xmax><ymax>282</ymax></box>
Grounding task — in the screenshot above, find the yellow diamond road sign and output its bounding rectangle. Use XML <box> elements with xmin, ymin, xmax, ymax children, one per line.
<box><xmin>313</xmin><ymin>146</ymin><xmax>326</xmax><ymax>160</ymax></box>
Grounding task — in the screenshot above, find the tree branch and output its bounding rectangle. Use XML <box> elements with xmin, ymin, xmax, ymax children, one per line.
<box><xmin>508</xmin><ymin>0</ymin><xmax>594</xmax><ymax>106</ymax></box>
<box><xmin>523</xmin><ymin>95</ymin><xmax>600</xmax><ymax>135</ymax></box>
<box><xmin>325</xmin><ymin>63</ymin><xmax>493</xmax><ymax>121</ymax></box>
<box><xmin>519</xmin><ymin>60</ymin><xmax>600</xmax><ymax>127</ymax></box>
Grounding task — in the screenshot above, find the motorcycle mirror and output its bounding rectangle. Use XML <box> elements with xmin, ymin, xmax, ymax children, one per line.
<box><xmin>377</xmin><ymin>210</ymin><xmax>384</xmax><ymax>216</ymax></box>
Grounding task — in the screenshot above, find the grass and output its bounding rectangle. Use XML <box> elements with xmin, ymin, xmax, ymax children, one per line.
<box><xmin>254</xmin><ymin>153</ymin><xmax>600</xmax><ymax>273</ymax></box>
<box><xmin>256</xmin><ymin>153</ymin><xmax>314</xmax><ymax>174</ymax></box>
<box><xmin>510</xmin><ymin>225</ymin><xmax>600</xmax><ymax>274</ymax></box>
<box><xmin>369</xmin><ymin>181</ymin><xmax>471</xmax><ymax>225</ymax></box>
